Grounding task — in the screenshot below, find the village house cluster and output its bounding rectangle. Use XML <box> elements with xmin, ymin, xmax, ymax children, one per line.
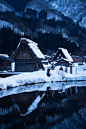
<box><xmin>0</xmin><ymin>38</ymin><xmax>85</xmax><ymax>74</ymax></box>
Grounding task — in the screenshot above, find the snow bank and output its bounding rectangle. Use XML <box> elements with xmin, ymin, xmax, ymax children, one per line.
<box><xmin>0</xmin><ymin>64</ymin><xmax>86</xmax><ymax>90</ymax></box>
<box><xmin>0</xmin><ymin>69</ymin><xmax>62</xmax><ymax>90</ymax></box>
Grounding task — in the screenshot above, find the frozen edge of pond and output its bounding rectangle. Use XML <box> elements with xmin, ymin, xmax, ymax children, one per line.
<box><xmin>0</xmin><ymin>68</ymin><xmax>86</xmax><ymax>91</ymax></box>
<box><xmin>0</xmin><ymin>80</ymin><xmax>86</xmax><ymax>99</ymax></box>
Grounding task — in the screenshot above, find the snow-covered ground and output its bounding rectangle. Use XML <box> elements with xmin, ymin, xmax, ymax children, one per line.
<box><xmin>0</xmin><ymin>63</ymin><xmax>86</xmax><ymax>91</ymax></box>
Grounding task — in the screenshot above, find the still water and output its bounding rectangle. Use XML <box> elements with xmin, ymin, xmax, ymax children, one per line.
<box><xmin>0</xmin><ymin>83</ymin><xmax>86</xmax><ymax>129</ymax></box>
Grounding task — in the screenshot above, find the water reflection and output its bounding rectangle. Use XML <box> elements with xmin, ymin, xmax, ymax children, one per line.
<box><xmin>12</xmin><ymin>92</ymin><xmax>45</xmax><ymax>116</ymax></box>
<box><xmin>0</xmin><ymin>85</ymin><xmax>86</xmax><ymax>128</ymax></box>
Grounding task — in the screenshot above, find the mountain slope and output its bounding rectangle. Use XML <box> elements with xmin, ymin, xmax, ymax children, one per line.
<box><xmin>2</xmin><ymin>0</ymin><xmax>31</xmax><ymax>11</ymax></box>
<box><xmin>0</xmin><ymin>0</ymin><xmax>86</xmax><ymax>56</ymax></box>
<box><xmin>0</xmin><ymin>0</ymin><xmax>14</xmax><ymax>12</ymax></box>
<box><xmin>0</xmin><ymin>20</ymin><xmax>24</xmax><ymax>35</ymax></box>
<box><xmin>46</xmin><ymin>0</ymin><xmax>86</xmax><ymax>28</ymax></box>
<box><xmin>2</xmin><ymin>0</ymin><xmax>86</xmax><ymax>28</ymax></box>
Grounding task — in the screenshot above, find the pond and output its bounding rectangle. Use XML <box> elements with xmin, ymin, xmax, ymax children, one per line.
<box><xmin>0</xmin><ymin>83</ymin><xmax>86</xmax><ymax>129</ymax></box>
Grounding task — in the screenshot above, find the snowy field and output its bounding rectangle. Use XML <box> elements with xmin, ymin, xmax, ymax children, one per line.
<box><xmin>0</xmin><ymin>63</ymin><xmax>86</xmax><ymax>91</ymax></box>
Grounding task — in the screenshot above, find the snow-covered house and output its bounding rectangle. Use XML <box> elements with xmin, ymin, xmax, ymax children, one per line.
<box><xmin>0</xmin><ymin>54</ymin><xmax>11</xmax><ymax>71</ymax></box>
<box><xmin>52</xmin><ymin>47</ymin><xmax>74</xmax><ymax>66</ymax></box>
<box><xmin>11</xmin><ymin>38</ymin><xmax>45</xmax><ymax>72</ymax></box>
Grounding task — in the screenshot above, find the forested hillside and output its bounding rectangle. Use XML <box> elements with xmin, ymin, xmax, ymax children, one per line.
<box><xmin>0</xmin><ymin>27</ymin><xmax>22</xmax><ymax>55</ymax></box>
<box><xmin>0</xmin><ymin>27</ymin><xmax>78</xmax><ymax>56</ymax></box>
<box><xmin>1</xmin><ymin>0</ymin><xmax>86</xmax><ymax>56</ymax></box>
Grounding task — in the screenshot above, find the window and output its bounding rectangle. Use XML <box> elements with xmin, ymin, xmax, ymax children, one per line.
<box><xmin>59</xmin><ymin>54</ymin><xmax>61</xmax><ymax>56</ymax></box>
<box><xmin>22</xmin><ymin>50</ymin><xmax>26</xmax><ymax>58</ymax></box>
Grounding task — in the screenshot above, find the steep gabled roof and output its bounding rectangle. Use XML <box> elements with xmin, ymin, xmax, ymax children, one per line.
<box><xmin>25</xmin><ymin>38</ymin><xmax>45</xmax><ymax>59</ymax></box>
<box><xmin>59</xmin><ymin>48</ymin><xmax>73</xmax><ymax>62</ymax></box>
<box><xmin>53</xmin><ymin>47</ymin><xmax>73</xmax><ymax>63</ymax></box>
<box><xmin>11</xmin><ymin>38</ymin><xmax>45</xmax><ymax>59</ymax></box>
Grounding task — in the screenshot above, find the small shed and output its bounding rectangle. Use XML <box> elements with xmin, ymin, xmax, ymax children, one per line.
<box><xmin>72</xmin><ymin>55</ymin><xmax>81</xmax><ymax>63</ymax></box>
<box><xmin>11</xmin><ymin>38</ymin><xmax>45</xmax><ymax>72</ymax></box>
<box><xmin>53</xmin><ymin>47</ymin><xmax>74</xmax><ymax>66</ymax></box>
<box><xmin>0</xmin><ymin>54</ymin><xmax>11</xmax><ymax>71</ymax></box>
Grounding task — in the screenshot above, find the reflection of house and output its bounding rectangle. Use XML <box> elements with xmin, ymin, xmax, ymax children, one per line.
<box><xmin>0</xmin><ymin>54</ymin><xmax>11</xmax><ymax>71</ymax></box>
<box><xmin>53</xmin><ymin>48</ymin><xmax>73</xmax><ymax>66</ymax></box>
<box><xmin>12</xmin><ymin>93</ymin><xmax>36</xmax><ymax>115</ymax></box>
<box><xmin>11</xmin><ymin>38</ymin><xmax>45</xmax><ymax>72</ymax></box>
<box><xmin>12</xmin><ymin>92</ymin><xmax>45</xmax><ymax>116</ymax></box>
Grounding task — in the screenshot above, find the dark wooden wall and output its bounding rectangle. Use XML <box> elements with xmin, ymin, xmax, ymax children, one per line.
<box><xmin>0</xmin><ymin>59</ymin><xmax>11</xmax><ymax>71</ymax></box>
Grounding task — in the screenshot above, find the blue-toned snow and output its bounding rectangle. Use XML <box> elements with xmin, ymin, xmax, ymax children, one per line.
<box><xmin>0</xmin><ymin>64</ymin><xmax>86</xmax><ymax>90</ymax></box>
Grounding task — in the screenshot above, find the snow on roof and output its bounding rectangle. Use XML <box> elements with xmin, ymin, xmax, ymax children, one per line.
<box><xmin>45</xmin><ymin>55</ymin><xmax>51</xmax><ymax>58</ymax></box>
<box><xmin>59</xmin><ymin>47</ymin><xmax>73</xmax><ymax>62</ymax></box>
<box><xmin>17</xmin><ymin>42</ymin><xmax>20</xmax><ymax>48</ymax></box>
<box><xmin>21</xmin><ymin>38</ymin><xmax>45</xmax><ymax>59</ymax></box>
<box><xmin>0</xmin><ymin>54</ymin><xmax>9</xmax><ymax>58</ymax></box>
<box><xmin>42</xmin><ymin>60</ymin><xmax>48</xmax><ymax>62</ymax></box>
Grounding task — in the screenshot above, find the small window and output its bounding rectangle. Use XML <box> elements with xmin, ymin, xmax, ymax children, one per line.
<box><xmin>59</xmin><ymin>54</ymin><xmax>61</xmax><ymax>56</ymax></box>
<box><xmin>22</xmin><ymin>50</ymin><xmax>26</xmax><ymax>58</ymax></box>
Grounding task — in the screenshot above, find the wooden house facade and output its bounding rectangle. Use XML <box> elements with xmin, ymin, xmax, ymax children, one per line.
<box><xmin>52</xmin><ymin>47</ymin><xmax>73</xmax><ymax>66</ymax></box>
<box><xmin>11</xmin><ymin>38</ymin><xmax>45</xmax><ymax>72</ymax></box>
<box><xmin>0</xmin><ymin>54</ymin><xmax>11</xmax><ymax>71</ymax></box>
